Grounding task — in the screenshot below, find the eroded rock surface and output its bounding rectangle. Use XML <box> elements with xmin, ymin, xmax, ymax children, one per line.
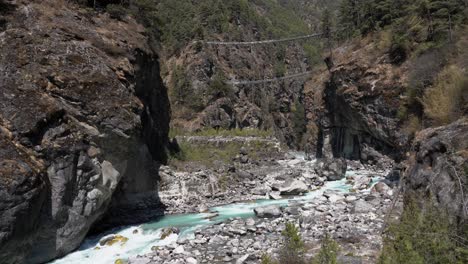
<box><xmin>404</xmin><ymin>118</ymin><xmax>468</xmax><ymax>223</ymax></box>
<box><xmin>0</xmin><ymin>1</ymin><xmax>169</xmax><ymax>262</ymax></box>
<box><xmin>305</xmin><ymin>44</ymin><xmax>408</xmax><ymax>164</ymax></box>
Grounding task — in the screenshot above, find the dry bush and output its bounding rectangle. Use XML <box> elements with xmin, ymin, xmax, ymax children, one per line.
<box><xmin>423</xmin><ymin>65</ymin><xmax>468</xmax><ymax>126</ymax></box>
<box><xmin>377</xmin><ymin>30</ymin><xmax>392</xmax><ymax>52</ymax></box>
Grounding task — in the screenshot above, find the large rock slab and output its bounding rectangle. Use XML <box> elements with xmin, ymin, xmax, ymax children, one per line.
<box><xmin>316</xmin><ymin>158</ymin><xmax>348</xmax><ymax>181</ymax></box>
<box><xmin>254</xmin><ymin>205</ymin><xmax>283</xmax><ymax>218</ymax></box>
<box><xmin>278</xmin><ymin>179</ymin><xmax>308</xmax><ymax>195</ymax></box>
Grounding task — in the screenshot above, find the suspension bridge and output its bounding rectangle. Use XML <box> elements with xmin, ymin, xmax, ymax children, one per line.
<box><xmin>204</xmin><ymin>31</ymin><xmax>328</xmax><ymax>85</ymax></box>
<box><xmin>205</xmin><ymin>32</ymin><xmax>324</xmax><ymax>46</ymax></box>
<box><xmin>225</xmin><ymin>71</ymin><xmax>313</xmax><ymax>85</ymax></box>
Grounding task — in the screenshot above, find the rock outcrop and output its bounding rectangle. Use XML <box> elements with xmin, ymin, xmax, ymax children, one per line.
<box><xmin>305</xmin><ymin>44</ymin><xmax>408</xmax><ymax>162</ymax></box>
<box><xmin>404</xmin><ymin>118</ymin><xmax>468</xmax><ymax>224</ymax></box>
<box><xmin>0</xmin><ymin>1</ymin><xmax>169</xmax><ymax>263</ymax></box>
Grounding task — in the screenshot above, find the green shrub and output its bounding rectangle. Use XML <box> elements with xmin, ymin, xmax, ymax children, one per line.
<box><xmin>261</xmin><ymin>223</ymin><xmax>343</xmax><ymax>264</ymax></box>
<box><xmin>106</xmin><ymin>4</ymin><xmax>128</xmax><ymax>20</ymax></box>
<box><xmin>278</xmin><ymin>222</ymin><xmax>306</xmax><ymax>264</ymax></box>
<box><xmin>389</xmin><ymin>35</ymin><xmax>409</xmax><ymax>64</ymax></box>
<box><xmin>208</xmin><ymin>71</ymin><xmax>234</xmax><ymax>100</ymax></box>
<box><xmin>379</xmin><ymin>199</ymin><xmax>468</xmax><ymax>264</ymax></box>
<box><xmin>311</xmin><ymin>234</ymin><xmax>340</xmax><ymax>264</ymax></box>
<box><xmin>261</xmin><ymin>254</ymin><xmax>278</xmax><ymax>264</ymax></box>
<box><xmin>274</xmin><ymin>61</ymin><xmax>286</xmax><ymax>77</ymax></box>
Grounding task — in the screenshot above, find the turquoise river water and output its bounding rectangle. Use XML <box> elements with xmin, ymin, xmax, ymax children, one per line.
<box><xmin>51</xmin><ymin>170</ymin><xmax>376</xmax><ymax>264</ymax></box>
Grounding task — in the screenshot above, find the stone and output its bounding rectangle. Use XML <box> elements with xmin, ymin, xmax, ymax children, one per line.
<box><xmin>99</xmin><ymin>235</ymin><xmax>129</xmax><ymax>246</ymax></box>
<box><xmin>278</xmin><ymin>179</ymin><xmax>308</xmax><ymax>195</ymax></box>
<box><xmin>186</xmin><ymin>257</ymin><xmax>197</xmax><ymax>264</ymax></box>
<box><xmin>198</xmin><ymin>204</ymin><xmax>209</xmax><ymax>213</ymax></box>
<box><xmin>269</xmin><ymin>191</ymin><xmax>282</xmax><ymax>200</ymax></box>
<box><xmin>316</xmin><ymin>158</ymin><xmax>348</xmax><ymax>181</ymax></box>
<box><xmin>254</xmin><ymin>205</ymin><xmax>283</xmax><ymax>218</ymax></box>
<box><xmin>323</xmin><ymin>190</ymin><xmax>344</xmax><ymax>203</ymax></box>
<box><xmin>87</xmin><ymin>146</ymin><xmax>101</xmax><ymax>158</ymax></box>
<box><xmin>252</xmin><ymin>241</ymin><xmax>262</xmax><ymax>249</ymax></box>
<box><xmin>173</xmin><ymin>245</ymin><xmax>185</xmax><ymax>254</ymax></box>
<box><xmin>316</xmin><ymin>205</ymin><xmax>328</xmax><ymax>212</ymax></box>
<box><xmin>352</xmin><ymin>200</ymin><xmax>373</xmax><ymax>214</ymax></box>
<box><xmin>345</xmin><ymin>195</ymin><xmax>358</xmax><ymax>203</ymax></box>
<box><xmin>240</xmin><ymin>156</ymin><xmax>249</xmax><ymax>164</ymax></box>
<box><xmin>239</xmin><ymin>147</ymin><xmax>248</xmax><ymax>155</ymax></box>
<box><xmin>252</xmin><ymin>186</ymin><xmax>270</xmax><ymax>195</ymax></box>
<box><xmin>245</xmin><ymin>218</ymin><xmax>256</xmax><ymax>226</ymax></box>
<box><xmin>284</xmin><ymin>206</ymin><xmax>301</xmax><ymax>215</ymax></box>
<box><xmin>236</xmin><ymin>254</ymin><xmax>250</xmax><ymax>264</ymax></box>
<box><xmin>371</xmin><ymin>182</ymin><xmax>391</xmax><ymax>195</ymax></box>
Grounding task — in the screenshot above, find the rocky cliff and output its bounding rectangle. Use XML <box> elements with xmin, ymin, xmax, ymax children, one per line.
<box><xmin>305</xmin><ymin>42</ymin><xmax>408</xmax><ymax>163</ymax></box>
<box><xmin>404</xmin><ymin>118</ymin><xmax>468</xmax><ymax>224</ymax></box>
<box><xmin>167</xmin><ymin>41</ymin><xmax>309</xmax><ymax>147</ymax></box>
<box><xmin>0</xmin><ymin>0</ymin><xmax>169</xmax><ymax>263</ymax></box>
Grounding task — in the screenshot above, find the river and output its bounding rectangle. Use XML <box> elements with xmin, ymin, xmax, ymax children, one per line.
<box><xmin>51</xmin><ymin>156</ymin><xmax>379</xmax><ymax>264</ymax></box>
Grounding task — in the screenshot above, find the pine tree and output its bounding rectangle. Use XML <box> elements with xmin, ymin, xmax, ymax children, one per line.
<box><xmin>321</xmin><ymin>8</ymin><xmax>333</xmax><ymax>58</ymax></box>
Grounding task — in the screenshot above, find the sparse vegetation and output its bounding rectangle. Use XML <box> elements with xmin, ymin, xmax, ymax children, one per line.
<box><xmin>169</xmin><ymin>127</ymin><xmax>273</xmax><ymax>139</ymax></box>
<box><xmin>106</xmin><ymin>4</ymin><xmax>127</xmax><ymax>20</ymax></box>
<box><xmin>311</xmin><ymin>234</ymin><xmax>340</xmax><ymax>264</ymax></box>
<box><xmin>169</xmin><ymin>141</ymin><xmax>241</xmax><ymax>166</ymax></box>
<box><xmin>303</xmin><ymin>43</ymin><xmax>322</xmax><ymax>66</ymax></box>
<box><xmin>279</xmin><ymin>222</ymin><xmax>306</xmax><ymax>264</ymax></box>
<box><xmin>422</xmin><ymin>65</ymin><xmax>468</xmax><ymax>126</ymax></box>
<box><xmin>167</xmin><ymin>128</ymin><xmax>276</xmax><ymax>168</ymax></box>
<box><xmin>169</xmin><ymin>65</ymin><xmax>204</xmax><ymax>110</ymax></box>
<box><xmin>262</xmin><ymin>222</ymin><xmax>340</xmax><ymax>264</ymax></box>
<box><xmin>379</xmin><ymin>199</ymin><xmax>468</xmax><ymax>264</ymax></box>
<box><xmin>208</xmin><ymin>71</ymin><xmax>235</xmax><ymax>100</ymax></box>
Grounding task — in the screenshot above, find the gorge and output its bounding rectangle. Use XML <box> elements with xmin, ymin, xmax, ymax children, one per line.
<box><xmin>0</xmin><ymin>0</ymin><xmax>467</xmax><ymax>264</ymax></box>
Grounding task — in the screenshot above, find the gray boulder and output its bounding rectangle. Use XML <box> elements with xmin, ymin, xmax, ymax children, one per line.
<box><xmin>371</xmin><ymin>182</ymin><xmax>391</xmax><ymax>195</ymax></box>
<box><xmin>254</xmin><ymin>205</ymin><xmax>282</xmax><ymax>218</ymax></box>
<box><xmin>316</xmin><ymin>158</ymin><xmax>348</xmax><ymax>181</ymax></box>
<box><xmin>269</xmin><ymin>191</ymin><xmax>282</xmax><ymax>200</ymax></box>
<box><xmin>278</xmin><ymin>179</ymin><xmax>308</xmax><ymax>195</ymax></box>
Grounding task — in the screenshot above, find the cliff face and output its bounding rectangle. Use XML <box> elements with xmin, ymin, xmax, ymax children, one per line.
<box><xmin>305</xmin><ymin>43</ymin><xmax>408</xmax><ymax>163</ymax></box>
<box><xmin>167</xmin><ymin>41</ymin><xmax>309</xmax><ymax>146</ymax></box>
<box><xmin>404</xmin><ymin>118</ymin><xmax>468</xmax><ymax>224</ymax></box>
<box><xmin>0</xmin><ymin>0</ymin><xmax>169</xmax><ymax>263</ymax></box>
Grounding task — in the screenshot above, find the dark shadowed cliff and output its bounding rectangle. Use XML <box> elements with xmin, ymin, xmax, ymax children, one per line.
<box><xmin>0</xmin><ymin>0</ymin><xmax>170</xmax><ymax>262</ymax></box>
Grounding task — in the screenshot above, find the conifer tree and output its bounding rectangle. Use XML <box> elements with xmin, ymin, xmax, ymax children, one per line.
<box><xmin>321</xmin><ymin>8</ymin><xmax>333</xmax><ymax>58</ymax></box>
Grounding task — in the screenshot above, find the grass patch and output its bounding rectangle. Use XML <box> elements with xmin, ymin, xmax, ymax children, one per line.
<box><xmin>169</xmin><ymin>141</ymin><xmax>241</xmax><ymax>165</ymax></box>
<box><xmin>423</xmin><ymin>65</ymin><xmax>468</xmax><ymax>126</ymax></box>
<box><xmin>168</xmin><ymin>134</ymin><xmax>276</xmax><ymax>168</ymax></box>
<box><xmin>170</xmin><ymin>127</ymin><xmax>274</xmax><ymax>138</ymax></box>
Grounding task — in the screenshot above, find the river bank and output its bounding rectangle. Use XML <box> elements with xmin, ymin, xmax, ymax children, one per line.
<box><xmin>51</xmin><ymin>147</ymin><xmax>400</xmax><ymax>264</ymax></box>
